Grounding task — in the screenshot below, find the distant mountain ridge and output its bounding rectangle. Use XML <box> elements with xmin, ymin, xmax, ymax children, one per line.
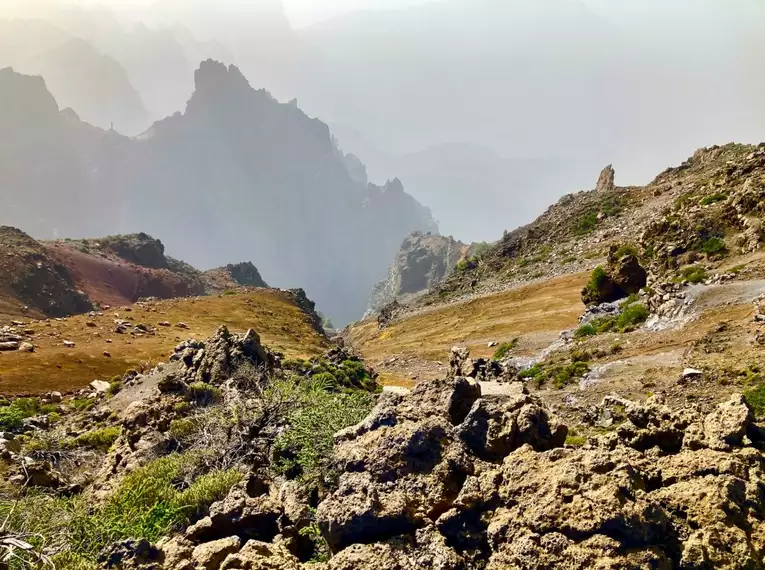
<box><xmin>0</xmin><ymin>63</ymin><xmax>435</xmax><ymax>324</ymax></box>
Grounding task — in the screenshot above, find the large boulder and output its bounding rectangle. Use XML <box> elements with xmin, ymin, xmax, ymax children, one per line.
<box><xmin>582</xmin><ymin>245</ymin><xmax>647</xmax><ymax>306</ymax></box>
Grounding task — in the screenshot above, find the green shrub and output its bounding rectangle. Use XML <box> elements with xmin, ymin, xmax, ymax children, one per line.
<box><xmin>0</xmin><ymin>452</ymin><xmax>241</xmax><ymax>566</ymax></box>
<box><xmin>565</xmin><ymin>435</ymin><xmax>586</xmax><ymax>447</ymax></box>
<box><xmin>615</xmin><ymin>303</ymin><xmax>649</xmax><ymax>332</ymax></box>
<box><xmin>613</xmin><ymin>244</ymin><xmax>639</xmax><ymax>258</ymax></box>
<box><xmin>582</xmin><ymin>266</ymin><xmax>607</xmax><ymax>302</ymax></box>
<box><xmin>574</xmin><ymin>323</ymin><xmax>597</xmax><ymax>338</ymax></box>
<box><xmin>72</xmin><ymin>398</ymin><xmax>96</xmax><ymax>412</ymax></box>
<box><xmin>223</xmin><ymin>290</ymin><xmax>238</xmax><ymax>296</ymax></box>
<box><xmin>518</xmin><ymin>364</ymin><xmax>543</xmax><ymax>380</ymax></box>
<box><xmin>0</xmin><ymin>398</ymin><xmax>58</xmax><ymax>431</ymax></box>
<box><xmin>74</xmin><ymin>427</ymin><xmax>121</xmax><ymax>451</ymax></box>
<box><xmin>169</xmin><ymin>418</ymin><xmax>198</xmax><ymax>440</ymax></box>
<box><xmin>745</xmin><ymin>384</ymin><xmax>765</xmax><ymax>418</ymax></box>
<box><xmin>573</xmin><ymin>211</ymin><xmax>598</xmax><ymax>235</ymax></box>
<box><xmin>188</xmin><ymin>383</ymin><xmax>222</xmax><ymax>406</ymax></box>
<box><xmin>699</xmin><ymin>237</ymin><xmax>727</xmax><ymax>256</ymax></box>
<box><xmin>275</xmin><ymin>386</ymin><xmax>375</xmax><ymax>488</ymax></box>
<box><xmin>562</xmin><ymin>256</ymin><xmax>578</xmax><ymax>264</ymax></box>
<box><xmin>677</xmin><ymin>265</ymin><xmax>709</xmax><ymax>284</ymax></box>
<box><xmin>107</xmin><ymin>380</ymin><xmax>122</xmax><ymax>397</ymax></box>
<box><xmin>0</xmin><ymin>406</ymin><xmax>25</xmax><ymax>431</ymax></box>
<box><xmin>699</xmin><ymin>193</ymin><xmax>728</xmax><ymax>206</ymax></box>
<box><xmin>492</xmin><ymin>339</ymin><xmax>519</xmax><ymax>360</ymax></box>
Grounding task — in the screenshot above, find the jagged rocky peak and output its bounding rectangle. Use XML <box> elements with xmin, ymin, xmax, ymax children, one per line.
<box><xmin>367</xmin><ymin>231</ymin><xmax>470</xmax><ymax>315</ymax></box>
<box><xmin>595</xmin><ymin>164</ymin><xmax>616</xmax><ymax>192</ymax></box>
<box><xmin>0</xmin><ymin>67</ymin><xmax>60</xmax><ymax>130</ymax></box>
<box><xmin>193</xmin><ymin>59</ymin><xmax>251</xmax><ymax>96</ymax></box>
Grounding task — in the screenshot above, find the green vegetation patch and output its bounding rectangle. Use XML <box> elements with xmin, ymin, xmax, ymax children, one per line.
<box><xmin>283</xmin><ymin>356</ymin><xmax>378</xmax><ymax>392</ymax></box>
<box><xmin>676</xmin><ymin>265</ymin><xmax>709</xmax><ymax>284</ymax></box>
<box><xmin>0</xmin><ymin>452</ymin><xmax>242</xmax><ymax>567</ymax></box>
<box><xmin>518</xmin><ymin>360</ymin><xmax>590</xmax><ymax>389</ymax></box>
<box><xmin>72</xmin><ymin>426</ymin><xmax>121</xmax><ymax>451</ymax></box>
<box><xmin>492</xmin><ymin>338</ymin><xmax>519</xmax><ymax>360</ymax></box>
<box><xmin>273</xmin><ymin>379</ymin><xmax>375</xmax><ymax>488</ymax></box>
<box><xmin>699</xmin><ymin>193</ymin><xmax>728</xmax><ymax>206</ymax></box>
<box><xmin>745</xmin><ymin>384</ymin><xmax>765</xmax><ymax>418</ymax></box>
<box><xmin>698</xmin><ymin>236</ymin><xmax>728</xmax><ymax>256</ymax></box>
<box><xmin>575</xmin><ymin>296</ymin><xmax>649</xmax><ymax>338</ymax></box>
<box><xmin>0</xmin><ymin>398</ymin><xmax>58</xmax><ymax>432</ymax></box>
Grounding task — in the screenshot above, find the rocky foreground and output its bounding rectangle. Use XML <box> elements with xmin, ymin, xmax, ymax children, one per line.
<box><xmin>3</xmin><ymin>324</ymin><xmax>763</xmax><ymax>570</ymax></box>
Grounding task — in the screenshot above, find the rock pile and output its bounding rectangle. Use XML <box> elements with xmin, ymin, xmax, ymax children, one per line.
<box><xmin>138</xmin><ymin>380</ymin><xmax>765</xmax><ymax>570</ymax></box>
<box><xmin>164</xmin><ymin>325</ymin><xmax>276</xmax><ymax>389</ymax></box>
<box><xmin>448</xmin><ymin>346</ymin><xmax>514</xmax><ymax>382</ymax></box>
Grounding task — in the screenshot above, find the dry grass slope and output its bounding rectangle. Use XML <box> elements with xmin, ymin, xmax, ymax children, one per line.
<box><xmin>0</xmin><ymin>290</ymin><xmax>329</xmax><ymax>395</ymax></box>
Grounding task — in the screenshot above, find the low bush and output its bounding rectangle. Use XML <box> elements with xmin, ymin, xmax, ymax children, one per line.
<box><xmin>0</xmin><ymin>398</ymin><xmax>58</xmax><ymax>431</ymax></box>
<box><xmin>582</xmin><ymin>266</ymin><xmax>607</xmax><ymax>303</ymax></box>
<box><xmin>492</xmin><ymin>339</ymin><xmax>519</xmax><ymax>360</ymax></box>
<box><xmin>107</xmin><ymin>379</ymin><xmax>122</xmax><ymax>397</ymax></box>
<box><xmin>0</xmin><ymin>452</ymin><xmax>242</xmax><ymax>567</ymax></box>
<box><xmin>699</xmin><ymin>236</ymin><xmax>727</xmax><ymax>256</ymax></box>
<box><xmin>613</xmin><ymin>244</ymin><xmax>639</xmax><ymax>259</ymax></box>
<box><xmin>274</xmin><ymin>381</ymin><xmax>375</xmax><ymax>488</ymax></box>
<box><xmin>74</xmin><ymin>427</ymin><xmax>121</xmax><ymax>451</ymax></box>
<box><xmin>677</xmin><ymin>265</ymin><xmax>709</xmax><ymax>284</ymax></box>
<box><xmin>615</xmin><ymin>303</ymin><xmax>649</xmax><ymax>332</ymax></box>
<box><xmin>745</xmin><ymin>384</ymin><xmax>765</xmax><ymax>418</ymax></box>
<box><xmin>188</xmin><ymin>382</ymin><xmax>222</xmax><ymax>406</ymax></box>
<box><xmin>574</xmin><ymin>323</ymin><xmax>597</xmax><ymax>339</ymax></box>
<box><xmin>699</xmin><ymin>193</ymin><xmax>728</xmax><ymax>206</ymax></box>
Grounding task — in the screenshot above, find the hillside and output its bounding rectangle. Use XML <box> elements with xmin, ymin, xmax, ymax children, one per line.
<box><xmin>1</xmin><ymin>142</ymin><xmax>765</xmax><ymax>570</ymax></box>
<box><xmin>0</xmin><ymin>288</ymin><xmax>329</xmax><ymax>395</ymax></box>
<box><xmin>366</xmin><ymin>231</ymin><xmax>478</xmax><ymax>316</ymax></box>
<box><xmin>0</xmin><ymin>63</ymin><xmax>435</xmax><ymax>325</ymax></box>
<box><xmin>351</xmin><ymin>143</ymin><xmax>765</xmax><ymax>420</ymax></box>
<box><xmin>0</xmin><ymin>228</ymin><xmax>210</xmax><ymax>319</ymax></box>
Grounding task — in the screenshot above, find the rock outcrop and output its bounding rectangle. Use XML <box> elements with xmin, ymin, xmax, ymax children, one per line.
<box><xmin>367</xmin><ymin>232</ymin><xmax>470</xmax><ymax>316</ymax></box>
<box><xmin>164</xmin><ymin>325</ymin><xmax>276</xmax><ymax>389</ymax></box>
<box><xmin>582</xmin><ymin>244</ymin><xmax>647</xmax><ymax>306</ymax></box>
<box><xmin>595</xmin><ymin>164</ymin><xmax>615</xmax><ymax>192</ymax></box>
<box><xmin>203</xmin><ymin>262</ymin><xmax>269</xmax><ymax>293</ymax></box>
<box><xmin>141</xmin><ymin>377</ymin><xmax>765</xmax><ymax>570</ymax></box>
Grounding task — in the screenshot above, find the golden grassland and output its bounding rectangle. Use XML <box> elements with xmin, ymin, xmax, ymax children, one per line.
<box><xmin>350</xmin><ymin>272</ymin><xmax>590</xmax><ymax>365</ymax></box>
<box><xmin>0</xmin><ymin>290</ymin><xmax>329</xmax><ymax>395</ymax></box>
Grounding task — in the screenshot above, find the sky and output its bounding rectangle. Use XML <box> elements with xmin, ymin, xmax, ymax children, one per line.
<box><xmin>0</xmin><ymin>0</ymin><xmax>439</xmax><ymax>28</ymax></box>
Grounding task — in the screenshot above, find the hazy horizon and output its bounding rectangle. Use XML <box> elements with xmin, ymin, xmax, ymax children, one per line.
<box><xmin>1</xmin><ymin>0</ymin><xmax>763</xmax><ymax>278</ymax></box>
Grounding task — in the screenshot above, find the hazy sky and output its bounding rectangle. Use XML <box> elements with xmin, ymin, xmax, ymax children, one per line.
<box><xmin>0</xmin><ymin>0</ymin><xmax>439</xmax><ymax>28</ymax></box>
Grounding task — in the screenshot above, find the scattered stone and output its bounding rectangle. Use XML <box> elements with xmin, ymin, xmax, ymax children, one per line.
<box><xmin>103</xmin><ymin>351</ymin><xmax>112</xmax><ymax>358</ymax></box>
<box><xmin>17</xmin><ymin>342</ymin><xmax>34</xmax><ymax>353</ymax></box>
<box><xmin>158</xmin><ymin>321</ymin><xmax>171</xmax><ymax>327</ymax></box>
<box><xmin>90</xmin><ymin>380</ymin><xmax>110</xmax><ymax>393</ymax></box>
<box><xmin>0</xmin><ymin>341</ymin><xmax>20</xmax><ymax>351</ymax></box>
<box><xmin>192</xmin><ymin>536</ymin><xmax>241</xmax><ymax>570</ymax></box>
<box><xmin>63</xmin><ymin>340</ymin><xmax>75</xmax><ymax>348</ymax></box>
<box><xmin>176</xmin><ymin>322</ymin><xmax>190</xmax><ymax>329</ymax></box>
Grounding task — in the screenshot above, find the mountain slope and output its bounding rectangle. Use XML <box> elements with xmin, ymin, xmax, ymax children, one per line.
<box><xmin>17</xmin><ymin>37</ymin><xmax>150</xmax><ymax>135</ymax></box>
<box><xmin>349</xmin><ymin>143</ymin><xmax>765</xmax><ymax>414</ymax></box>
<box><xmin>0</xmin><ymin>64</ymin><xmax>435</xmax><ymax>325</ymax></box>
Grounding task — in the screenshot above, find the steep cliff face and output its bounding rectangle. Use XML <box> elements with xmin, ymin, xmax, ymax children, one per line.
<box><xmin>367</xmin><ymin>231</ymin><xmax>468</xmax><ymax>315</ymax></box>
<box><xmin>0</xmin><ymin>63</ymin><xmax>435</xmax><ymax>324</ymax></box>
